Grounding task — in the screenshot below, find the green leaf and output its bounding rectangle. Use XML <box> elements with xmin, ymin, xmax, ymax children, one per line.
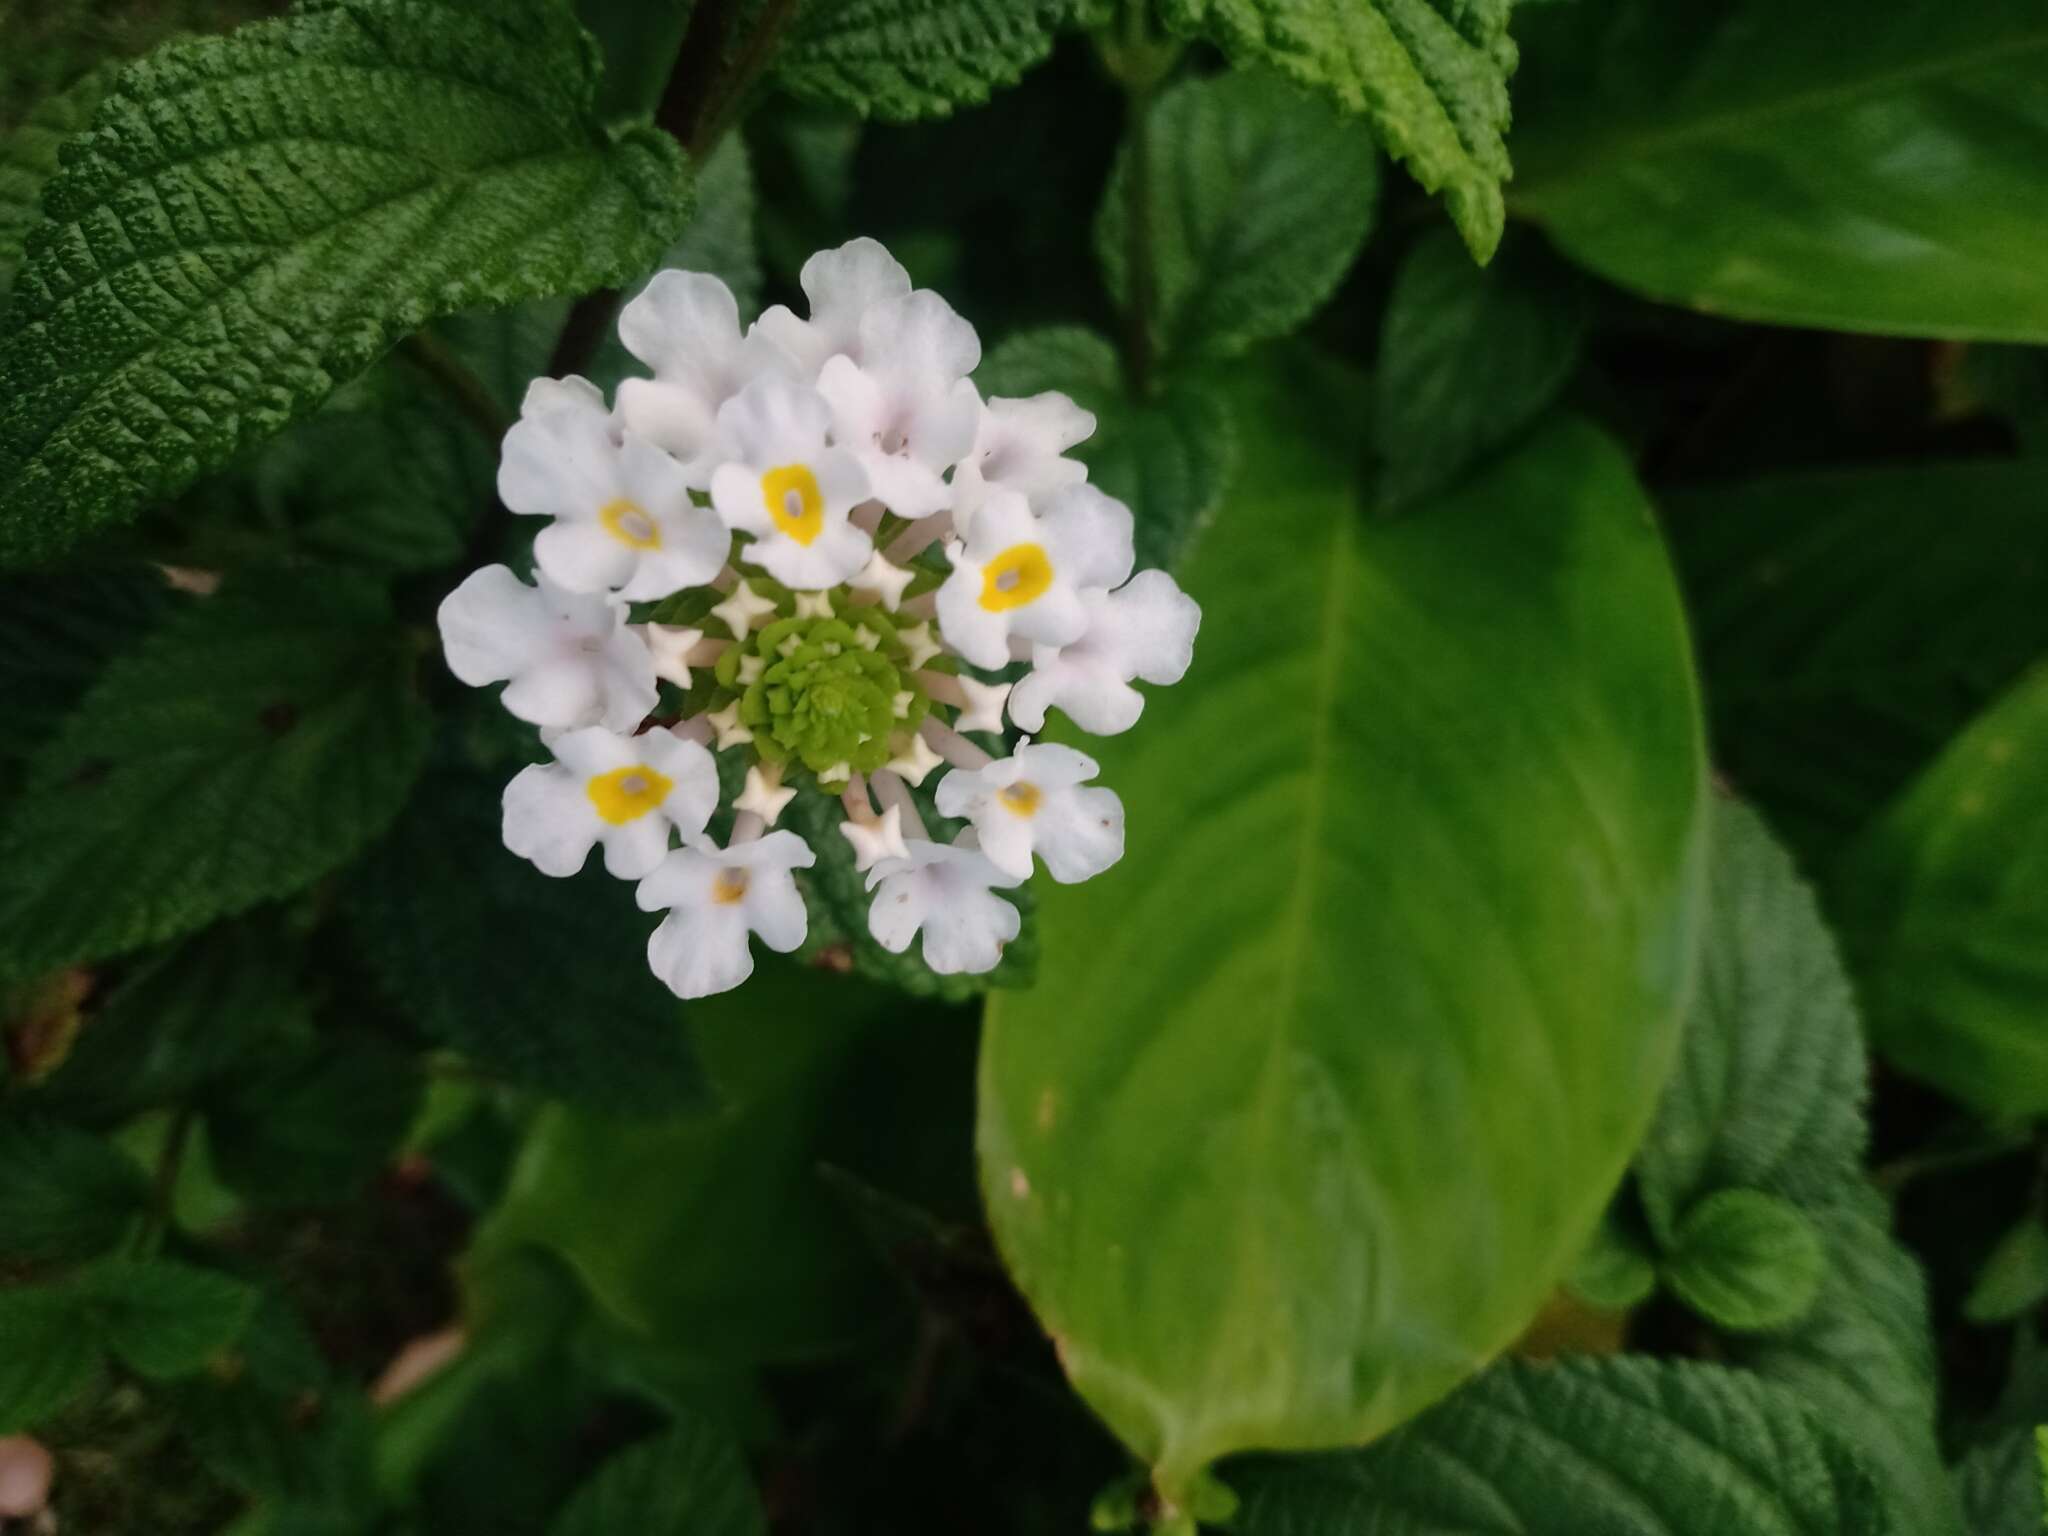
<box><xmin>0</xmin><ymin>1111</ymin><xmax>149</xmax><ymax>1262</ymax></box>
<box><xmin>774</xmin><ymin>0</ymin><xmax>1081</xmax><ymax>122</ymax></box>
<box><xmin>478</xmin><ymin>962</ymin><xmax>954</xmax><ymax>1370</ymax></box>
<box><xmin>979</xmin><ymin>325</ymin><xmax>1237</xmax><ymax>571</ymax></box>
<box><xmin>0</xmin><ymin>0</ymin><xmax>693</xmax><ymax>567</ymax></box>
<box><xmin>1966</xmin><ymin>1217</ymin><xmax>2048</xmax><ymax>1326</ymax></box>
<box><xmin>1661</xmin><ymin>1188</ymin><xmax>1825</xmax><ymax>1333</ymax></box>
<box><xmin>0</xmin><ymin>571</ymin><xmax>432</xmax><ymax>982</ymax></box>
<box><xmin>978</xmin><ymin>362</ymin><xmax>1706</xmax><ymax>1500</ymax></box>
<box><xmin>73</xmin><ymin>1257</ymin><xmax>260</xmax><ymax>1379</ymax></box>
<box><xmin>1564</xmin><ymin>1215</ymin><xmax>1657</xmax><ymax>1311</ymax></box>
<box><xmin>1098</xmin><ymin>70</ymin><xmax>1379</xmax><ymax>363</ymax></box>
<box><xmin>1633</xmin><ymin>801</ymin><xmax>1868</xmax><ymax>1240</ymax></box>
<box><xmin>1732</xmin><ymin>1190</ymin><xmax>1961</xmax><ymax>1536</ymax></box>
<box><xmin>0</xmin><ymin>1286</ymin><xmax>98</xmax><ymax>1433</ymax></box>
<box><xmin>1511</xmin><ymin>2</ymin><xmax>2048</xmax><ymax>339</ymax></box>
<box><xmin>1837</xmin><ymin>664</ymin><xmax>2048</xmax><ymax>1116</ymax></box>
<box><xmin>1665</xmin><ymin>461</ymin><xmax>2048</xmax><ymax>871</ymax></box>
<box><xmin>1373</xmin><ymin>229</ymin><xmax>1586</xmax><ymax>508</ymax></box>
<box><xmin>1957</xmin><ymin>1426</ymin><xmax>2048</xmax><ymax>1536</ymax></box>
<box><xmin>35</xmin><ymin>921</ymin><xmax>309</xmax><ymax>1128</ymax></box>
<box><xmin>0</xmin><ymin>62</ymin><xmax>117</xmax><ymax>304</ymax></box>
<box><xmin>549</xmin><ymin>1420</ymin><xmax>765</xmax><ymax>1536</ymax></box>
<box><xmin>1159</xmin><ymin>0</ymin><xmax>1514</xmax><ymax>262</ymax></box>
<box><xmin>344</xmin><ymin>770</ymin><xmax>708</xmax><ymax>1116</ymax></box>
<box><xmin>204</xmin><ymin>1035</ymin><xmax>424</xmax><ymax>1207</ymax></box>
<box><xmin>1232</xmin><ymin>1356</ymin><xmax>1893</xmax><ymax>1536</ymax></box>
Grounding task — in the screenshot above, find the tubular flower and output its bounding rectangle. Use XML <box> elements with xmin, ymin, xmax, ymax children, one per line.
<box><xmin>437</xmin><ymin>239</ymin><xmax>1202</xmax><ymax>999</ymax></box>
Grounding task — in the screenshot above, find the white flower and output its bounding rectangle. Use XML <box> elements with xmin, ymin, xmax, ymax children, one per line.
<box><xmin>934</xmin><ymin>743</ymin><xmax>1124</xmax><ymax>883</ymax></box>
<box><xmin>1008</xmin><ymin>570</ymin><xmax>1201</xmax><ymax>735</ymax></box>
<box><xmin>637</xmin><ymin>832</ymin><xmax>817</xmax><ymax>998</ymax></box>
<box><xmin>614</xmin><ymin>271</ymin><xmax>794</xmax><ymax>485</ymax></box>
<box><xmin>866</xmin><ymin>837</ymin><xmax>1021</xmax><ymax>974</ymax></box>
<box><xmin>752</xmin><ymin>237</ymin><xmax>912</xmax><ymax>376</ymax></box>
<box><xmin>935</xmin><ymin>485</ymin><xmax>1134</xmax><ymax>669</ymax></box>
<box><xmin>502</xmin><ymin>726</ymin><xmax>719</xmax><ymax>880</ymax></box>
<box><xmin>949</xmin><ymin>390</ymin><xmax>1095</xmax><ymax>533</ymax></box>
<box><xmin>499</xmin><ymin>400</ymin><xmax>729</xmax><ymax>601</ymax></box>
<box><xmin>438</xmin><ymin>565</ymin><xmax>656</xmax><ymax>732</ymax></box>
<box><xmin>816</xmin><ymin>291</ymin><xmax>982</xmax><ymax>519</ymax></box>
<box><xmin>522</xmin><ymin>374</ymin><xmax>615</xmax><ymax>427</ymax></box>
<box><xmin>709</xmin><ymin>374</ymin><xmax>873</xmax><ymax>589</ymax></box>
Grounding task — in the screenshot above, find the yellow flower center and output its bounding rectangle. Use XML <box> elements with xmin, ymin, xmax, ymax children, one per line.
<box><xmin>760</xmin><ymin>464</ymin><xmax>824</xmax><ymax>546</ymax></box>
<box><xmin>712</xmin><ymin>867</ymin><xmax>751</xmax><ymax>905</ymax></box>
<box><xmin>978</xmin><ymin>543</ymin><xmax>1053</xmax><ymax>612</ymax></box>
<box><xmin>999</xmin><ymin>781</ymin><xmax>1043</xmax><ymax>817</ymax></box>
<box><xmin>599</xmin><ymin>498</ymin><xmax>661</xmax><ymax>549</ymax></box>
<box><xmin>586</xmin><ymin>765</ymin><xmax>673</xmax><ymax>825</ymax></box>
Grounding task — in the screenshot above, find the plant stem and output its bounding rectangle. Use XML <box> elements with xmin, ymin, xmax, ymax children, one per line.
<box><xmin>135</xmin><ymin>1104</ymin><xmax>196</xmax><ymax>1256</ymax></box>
<box><xmin>398</xmin><ymin>331</ymin><xmax>510</xmax><ymax>443</ymax></box>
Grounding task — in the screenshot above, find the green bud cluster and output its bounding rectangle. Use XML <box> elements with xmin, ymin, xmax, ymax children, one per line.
<box><xmin>712</xmin><ymin>607</ymin><xmax>931</xmax><ymax>777</ymax></box>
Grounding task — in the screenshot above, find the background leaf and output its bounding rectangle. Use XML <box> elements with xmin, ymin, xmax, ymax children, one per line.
<box><xmin>1837</xmin><ymin>664</ymin><xmax>2048</xmax><ymax>1116</ymax></box>
<box><xmin>0</xmin><ymin>61</ymin><xmax>116</xmax><ymax>303</ymax></box>
<box><xmin>1158</xmin><ymin>0</ymin><xmax>1513</xmax><ymax>261</ymax></box>
<box><xmin>1097</xmin><ymin>69</ymin><xmax>1379</xmax><ymax>364</ymax></box>
<box><xmin>0</xmin><ymin>0</ymin><xmax>693</xmax><ymax>565</ymax></box>
<box><xmin>1232</xmin><ymin>1356</ymin><xmax>1893</xmax><ymax>1536</ymax></box>
<box><xmin>548</xmin><ymin>1419</ymin><xmax>765</xmax><ymax>1536</ymax></box>
<box><xmin>979</xmin><ymin>363</ymin><xmax>1706</xmax><ymax>1500</ymax></box>
<box><xmin>0</xmin><ymin>571</ymin><xmax>431</xmax><ymax>982</ymax></box>
<box><xmin>1660</xmin><ymin>1188</ymin><xmax>1825</xmax><ymax>1333</ymax></box>
<box><xmin>203</xmin><ymin>1035</ymin><xmax>424</xmax><ymax>1207</ymax></box>
<box><xmin>1512</xmin><ymin>0</ymin><xmax>2048</xmax><ymax>338</ymax></box>
<box><xmin>1373</xmin><ymin>229</ymin><xmax>1587</xmax><ymax>508</ymax></box>
<box><xmin>0</xmin><ymin>1110</ymin><xmax>150</xmax><ymax>1262</ymax></box>
<box><xmin>74</xmin><ymin>1257</ymin><xmax>259</xmax><ymax>1380</ymax></box>
<box><xmin>773</xmin><ymin>0</ymin><xmax>1083</xmax><ymax>122</ymax></box>
<box><xmin>0</xmin><ymin>1287</ymin><xmax>98</xmax><ymax>1433</ymax></box>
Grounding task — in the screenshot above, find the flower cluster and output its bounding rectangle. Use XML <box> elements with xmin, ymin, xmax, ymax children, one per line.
<box><xmin>438</xmin><ymin>239</ymin><xmax>1201</xmax><ymax>998</ymax></box>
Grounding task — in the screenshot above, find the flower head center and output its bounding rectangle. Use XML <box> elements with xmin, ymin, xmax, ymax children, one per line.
<box><xmin>587</xmin><ymin>764</ymin><xmax>673</xmax><ymax>824</ymax></box>
<box><xmin>712</xmin><ymin>867</ymin><xmax>750</xmax><ymax>905</ymax></box>
<box><xmin>979</xmin><ymin>543</ymin><xmax>1052</xmax><ymax>612</ymax></box>
<box><xmin>761</xmin><ymin>463</ymin><xmax>824</xmax><ymax>546</ymax></box>
<box><xmin>600</xmin><ymin>498</ymin><xmax>661</xmax><ymax>549</ymax></box>
<box><xmin>999</xmin><ymin>781</ymin><xmax>1043</xmax><ymax>818</ymax></box>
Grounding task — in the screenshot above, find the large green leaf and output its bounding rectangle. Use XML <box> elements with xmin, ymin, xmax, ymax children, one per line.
<box><xmin>0</xmin><ymin>0</ymin><xmax>692</xmax><ymax>566</ymax></box>
<box><xmin>1159</xmin><ymin>0</ymin><xmax>1514</xmax><ymax>261</ymax></box>
<box><xmin>1666</xmin><ymin>460</ymin><xmax>2048</xmax><ymax>870</ymax></box>
<box><xmin>0</xmin><ymin>62</ymin><xmax>116</xmax><ymax>303</ymax></box>
<box><xmin>978</xmin><ymin>363</ymin><xmax>1707</xmax><ymax>1500</ymax></box>
<box><xmin>1231</xmin><ymin>1357</ymin><xmax>1892</xmax><ymax>1536</ymax></box>
<box><xmin>0</xmin><ymin>571</ymin><xmax>431</xmax><ymax>982</ymax></box>
<box><xmin>1511</xmin><ymin>1</ymin><xmax>2048</xmax><ymax>339</ymax></box>
<box><xmin>1097</xmin><ymin>70</ymin><xmax>1380</xmax><ymax>364</ymax></box>
<box><xmin>979</xmin><ymin>325</ymin><xmax>1237</xmax><ymax>572</ymax></box>
<box><xmin>1956</xmin><ymin>1426</ymin><xmax>2047</xmax><ymax>1536</ymax></box>
<box><xmin>1837</xmin><ymin>664</ymin><xmax>2048</xmax><ymax>1115</ymax></box>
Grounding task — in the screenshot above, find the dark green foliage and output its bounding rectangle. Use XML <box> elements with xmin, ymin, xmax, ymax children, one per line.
<box><xmin>775</xmin><ymin>0</ymin><xmax>1088</xmax><ymax>121</ymax></box>
<box><xmin>0</xmin><ymin>1111</ymin><xmax>149</xmax><ymax>1261</ymax></box>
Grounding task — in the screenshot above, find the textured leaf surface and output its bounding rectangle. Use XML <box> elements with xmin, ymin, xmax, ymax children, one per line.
<box><xmin>1232</xmin><ymin>1356</ymin><xmax>1892</xmax><ymax>1536</ymax></box>
<box><xmin>550</xmin><ymin>1421</ymin><xmax>765</xmax><ymax>1536</ymax></box>
<box><xmin>980</xmin><ymin>325</ymin><xmax>1237</xmax><ymax>571</ymax></box>
<box><xmin>1098</xmin><ymin>70</ymin><xmax>1379</xmax><ymax>363</ymax></box>
<box><xmin>1512</xmin><ymin>2</ymin><xmax>2048</xmax><ymax>338</ymax></box>
<box><xmin>1956</xmin><ymin>1427</ymin><xmax>2047</xmax><ymax>1536</ymax></box>
<box><xmin>0</xmin><ymin>1111</ymin><xmax>150</xmax><ymax>1262</ymax></box>
<box><xmin>1666</xmin><ymin>461</ymin><xmax>2048</xmax><ymax>871</ymax></box>
<box><xmin>978</xmin><ymin>364</ymin><xmax>1706</xmax><ymax>1497</ymax></box>
<box><xmin>1964</xmin><ymin>1217</ymin><xmax>2048</xmax><ymax>1325</ymax></box>
<box><xmin>0</xmin><ymin>1287</ymin><xmax>97</xmax><ymax>1433</ymax></box>
<box><xmin>75</xmin><ymin>1258</ymin><xmax>260</xmax><ymax>1379</ymax></box>
<box><xmin>0</xmin><ymin>63</ymin><xmax>116</xmax><ymax>304</ymax></box>
<box><xmin>1837</xmin><ymin>664</ymin><xmax>2048</xmax><ymax>1115</ymax></box>
<box><xmin>1159</xmin><ymin>0</ymin><xmax>1514</xmax><ymax>261</ymax></box>
<box><xmin>0</xmin><ymin>571</ymin><xmax>432</xmax><ymax>982</ymax></box>
<box><xmin>1661</xmin><ymin>1189</ymin><xmax>1825</xmax><ymax>1333</ymax></box>
<box><xmin>344</xmin><ymin>770</ymin><xmax>707</xmax><ymax>1117</ymax></box>
<box><xmin>0</xmin><ymin>0</ymin><xmax>693</xmax><ymax>565</ymax></box>
<box><xmin>1634</xmin><ymin>801</ymin><xmax>1867</xmax><ymax>1240</ymax></box>
<box><xmin>774</xmin><ymin>0</ymin><xmax>1080</xmax><ymax>121</ymax></box>
<box><xmin>1374</xmin><ymin>229</ymin><xmax>1585</xmax><ymax>508</ymax></box>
